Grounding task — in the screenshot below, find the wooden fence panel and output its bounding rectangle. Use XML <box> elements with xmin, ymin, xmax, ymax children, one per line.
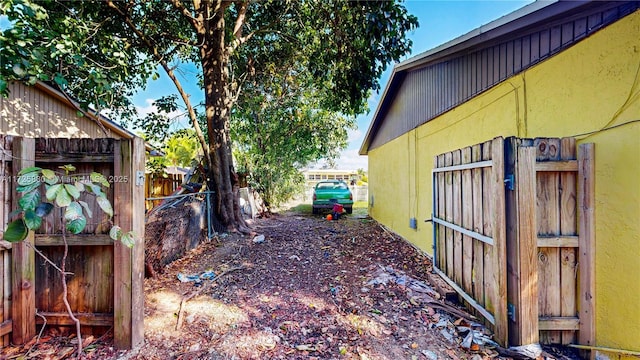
<box><xmin>432</xmin><ymin>136</ymin><xmax>507</xmax><ymax>345</ymax></box>
<box><xmin>0</xmin><ymin>136</ymin><xmax>144</xmax><ymax>349</ymax></box>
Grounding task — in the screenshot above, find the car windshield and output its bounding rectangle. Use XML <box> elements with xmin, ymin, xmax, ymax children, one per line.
<box><xmin>317</xmin><ymin>182</ymin><xmax>348</xmax><ymax>190</ymax></box>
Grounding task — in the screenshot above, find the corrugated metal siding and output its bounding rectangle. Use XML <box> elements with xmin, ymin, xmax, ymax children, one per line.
<box><xmin>0</xmin><ymin>82</ymin><xmax>123</xmax><ymax>139</ymax></box>
<box><xmin>368</xmin><ymin>1</ymin><xmax>640</xmax><ymax>151</ymax></box>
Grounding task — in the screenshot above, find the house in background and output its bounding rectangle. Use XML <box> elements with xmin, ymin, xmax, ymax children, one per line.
<box><xmin>360</xmin><ymin>1</ymin><xmax>639</xmax><ymax>357</ymax></box>
<box><xmin>302</xmin><ymin>169</ymin><xmax>359</xmax><ymax>186</ymax></box>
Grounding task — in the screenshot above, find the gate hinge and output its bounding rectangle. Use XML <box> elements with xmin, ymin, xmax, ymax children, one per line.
<box><xmin>504</xmin><ymin>174</ymin><xmax>515</xmax><ymax>191</ymax></box>
<box><xmin>507</xmin><ymin>303</ymin><xmax>516</xmax><ymax>322</ymax></box>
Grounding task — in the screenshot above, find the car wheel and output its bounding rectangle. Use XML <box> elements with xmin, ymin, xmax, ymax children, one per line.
<box><xmin>312</xmin><ymin>207</ymin><xmax>318</xmax><ymax>215</ymax></box>
<box><xmin>345</xmin><ymin>207</ymin><xmax>353</xmax><ymax>214</ymax></box>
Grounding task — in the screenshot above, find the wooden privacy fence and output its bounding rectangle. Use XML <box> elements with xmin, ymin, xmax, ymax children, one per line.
<box><xmin>0</xmin><ymin>136</ymin><xmax>145</xmax><ymax>349</ymax></box>
<box><xmin>432</xmin><ymin>136</ymin><xmax>595</xmax><ymax>348</ymax></box>
<box><xmin>145</xmin><ymin>173</ymin><xmax>184</xmax><ymax>210</ymax></box>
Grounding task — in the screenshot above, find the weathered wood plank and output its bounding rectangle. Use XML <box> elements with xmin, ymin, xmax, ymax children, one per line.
<box><xmin>431</xmin><ymin>160</ymin><xmax>492</xmax><ymax>172</ymax></box>
<box><xmin>535</xmin><ymin>160</ymin><xmax>577</xmax><ymax>172</ymax></box>
<box><xmin>114</xmin><ymin>140</ymin><xmax>133</xmax><ymax>349</ymax></box>
<box><xmin>535</xmin><ymin>138</ymin><xmax>562</xmax><ymax>344</ymax></box>
<box><xmin>539</xmin><ymin>317</ymin><xmax>580</xmax><ymax>331</ymax></box>
<box><xmin>560</xmin><ymin>137</ymin><xmax>577</xmax><ymax>344</ymax></box>
<box><xmin>11</xmin><ymin>137</ymin><xmax>36</xmax><ymax>345</ymax></box>
<box><xmin>517</xmin><ymin>146</ymin><xmax>539</xmax><ymax>345</ymax></box>
<box><xmin>452</xmin><ymin>150</ymin><xmax>463</xmax><ymax>285</ymax></box>
<box><xmin>481</xmin><ymin>140</ymin><xmax>494</xmax><ymax>317</ymax></box>
<box><xmin>35</xmin><ymin>312</ymin><xmax>113</xmax><ymax>326</ymax></box>
<box><xmin>490</xmin><ymin>137</ymin><xmax>508</xmax><ymax>347</ymax></box>
<box><xmin>537</xmin><ymin>236</ymin><xmax>579</xmax><ymax>248</ymax></box>
<box><xmin>577</xmin><ymin>143</ymin><xmax>595</xmax><ymax>350</ymax></box>
<box><xmin>437</xmin><ymin>155</ymin><xmax>446</xmax><ymax>270</ymax></box>
<box><xmin>471</xmin><ymin>144</ymin><xmax>485</xmax><ymax>313</ymax></box>
<box><xmin>444</xmin><ymin>152</ymin><xmax>454</xmax><ymax>279</ymax></box>
<box><xmin>130</xmin><ymin>137</ymin><xmax>146</xmax><ymax>348</ymax></box>
<box><xmin>0</xmin><ymin>319</ymin><xmax>11</xmax><ymax>337</ymax></box>
<box><xmin>34</xmin><ymin>234</ymin><xmax>114</xmax><ymax>246</ymax></box>
<box><xmin>461</xmin><ymin>147</ymin><xmax>473</xmax><ymax>296</ymax></box>
<box><xmin>505</xmin><ymin>137</ymin><xmax>522</xmax><ymax>344</ymax></box>
<box><xmin>34</xmin><ymin>154</ymin><xmax>114</xmax><ymax>163</ymax></box>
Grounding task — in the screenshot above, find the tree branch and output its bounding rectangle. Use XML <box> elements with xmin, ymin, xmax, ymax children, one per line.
<box><xmin>105</xmin><ymin>0</ymin><xmax>213</xmax><ymax>171</ymax></box>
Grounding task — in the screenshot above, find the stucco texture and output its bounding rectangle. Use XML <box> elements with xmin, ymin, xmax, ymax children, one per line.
<box><xmin>367</xmin><ymin>10</ymin><xmax>640</xmax><ymax>355</ymax></box>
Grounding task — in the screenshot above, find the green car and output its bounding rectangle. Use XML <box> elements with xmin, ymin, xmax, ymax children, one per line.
<box><xmin>312</xmin><ymin>180</ymin><xmax>353</xmax><ymax>214</ymax></box>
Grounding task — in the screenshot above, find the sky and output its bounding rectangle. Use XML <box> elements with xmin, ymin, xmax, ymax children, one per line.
<box><xmin>130</xmin><ymin>1</ymin><xmax>535</xmax><ymax>170</ymax></box>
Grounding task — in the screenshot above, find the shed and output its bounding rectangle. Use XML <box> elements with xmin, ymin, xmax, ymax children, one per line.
<box><xmin>0</xmin><ymin>81</ymin><xmax>145</xmax><ymax>349</ymax></box>
<box><xmin>360</xmin><ymin>1</ymin><xmax>640</xmax><ymax>357</ymax></box>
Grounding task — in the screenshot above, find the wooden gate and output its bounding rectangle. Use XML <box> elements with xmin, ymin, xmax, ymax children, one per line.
<box><xmin>0</xmin><ymin>136</ymin><xmax>145</xmax><ymax>349</ymax></box>
<box><xmin>432</xmin><ymin>136</ymin><xmax>595</xmax><ymax>347</ymax></box>
<box><xmin>432</xmin><ymin>137</ymin><xmax>508</xmax><ymax>345</ymax></box>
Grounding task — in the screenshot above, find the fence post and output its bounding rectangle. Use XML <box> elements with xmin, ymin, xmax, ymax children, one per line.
<box><xmin>113</xmin><ymin>138</ymin><xmax>145</xmax><ymax>349</ymax></box>
<box><xmin>11</xmin><ymin>137</ymin><xmax>36</xmax><ymax>344</ymax></box>
<box><xmin>516</xmin><ymin>145</ymin><xmax>539</xmax><ymax>345</ymax></box>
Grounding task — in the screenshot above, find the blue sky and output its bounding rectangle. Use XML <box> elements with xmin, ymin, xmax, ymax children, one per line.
<box><xmin>129</xmin><ymin>1</ymin><xmax>536</xmax><ymax>169</ymax></box>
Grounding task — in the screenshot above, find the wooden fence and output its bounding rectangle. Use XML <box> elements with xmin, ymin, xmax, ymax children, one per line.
<box><xmin>145</xmin><ymin>173</ymin><xmax>184</xmax><ymax>210</ymax></box>
<box><xmin>0</xmin><ymin>136</ymin><xmax>145</xmax><ymax>349</ymax></box>
<box><xmin>432</xmin><ymin>136</ymin><xmax>594</xmax><ymax>348</ymax></box>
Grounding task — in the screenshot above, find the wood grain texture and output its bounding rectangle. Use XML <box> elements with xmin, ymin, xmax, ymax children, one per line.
<box><xmin>577</xmin><ymin>143</ymin><xmax>595</xmax><ymax>349</ymax></box>
<box><xmin>452</xmin><ymin>150</ymin><xmax>463</xmax><ymax>285</ymax></box>
<box><xmin>461</xmin><ymin>147</ymin><xmax>474</xmax><ymax>296</ymax></box>
<box><xmin>559</xmin><ymin>138</ymin><xmax>577</xmax><ymax>344</ymax></box>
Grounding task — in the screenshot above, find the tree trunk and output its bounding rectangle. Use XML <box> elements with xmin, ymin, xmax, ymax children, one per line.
<box><xmin>201</xmin><ymin>4</ymin><xmax>250</xmax><ymax>234</ymax></box>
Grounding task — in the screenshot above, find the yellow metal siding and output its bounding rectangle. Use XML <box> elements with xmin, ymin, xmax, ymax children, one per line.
<box><xmin>369</xmin><ymin>10</ymin><xmax>640</xmax><ymax>355</ymax></box>
<box><xmin>0</xmin><ymin>82</ymin><xmax>123</xmax><ymax>139</ymax></box>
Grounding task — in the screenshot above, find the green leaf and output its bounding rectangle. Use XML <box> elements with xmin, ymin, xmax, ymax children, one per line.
<box><xmin>0</xmin><ymin>79</ymin><xmax>7</xmax><ymax>94</ymax></box>
<box><xmin>78</xmin><ymin>200</ymin><xmax>93</xmax><ymax>218</ymax></box>
<box><xmin>17</xmin><ymin>173</ymin><xmax>39</xmax><ymax>187</ymax></box>
<box><xmin>96</xmin><ymin>196</ymin><xmax>113</xmax><ymax>217</ymax></box>
<box><xmin>66</xmin><ymin>216</ymin><xmax>87</xmax><ymax>234</ymax></box>
<box><xmin>90</xmin><ymin>172</ymin><xmax>110</xmax><ymax>188</ymax></box>
<box><xmin>64</xmin><ymin>184</ymin><xmax>81</xmax><ymax>199</ymax></box>
<box><xmin>41</xmin><ymin>169</ymin><xmax>58</xmax><ymax>185</ymax></box>
<box><xmin>24</xmin><ymin>210</ymin><xmax>42</xmax><ymax>230</ymax></box>
<box><xmin>35</xmin><ymin>202</ymin><xmax>54</xmax><ymax>217</ymax></box>
<box><xmin>74</xmin><ymin>181</ymin><xmax>85</xmax><ymax>193</ymax></box>
<box><xmin>3</xmin><ymin>219</ymin><xmax>28</xmax><ymax>242</ymax></box>
<box><xmin>46</xmin><ymin>183</ymin><xmax>63</xmax><ymax>201</ymax></box>
<box><xmin>109</xmin><ymin>225</ymin><xmax>122</xmax><ymax>241</ymax></box>
<box><xmin>55</xmin><ymin>187</ymin><xmax>72</xmax><ymax>207</ymax></box>
<box><xmin>59</xmin><ymin>164</ymin><xmax>76</xmax><ymax>173</ymax></box>
<box><xmin>120</xmin><ymin>231</ymin><xmax>135</xmax><ymax>248</ymax></box>
<box><xmin>16</xmin><ymin>181</ymin><xmax>41</xmax><ymax>194</ymax></box>
<box><xmin>64</xmin><ymin>201</ymin><xmax>82</xmax><ymax>221</ymax></box>
<box><xmin>18</xmin><ymin>166</ymin><xmax>42</xmax><ymax>176</ymax></box>
<box><xmin>18</xmin><ymin>189</ymin><xmax>40</xmax><ymax>211</ymax></box>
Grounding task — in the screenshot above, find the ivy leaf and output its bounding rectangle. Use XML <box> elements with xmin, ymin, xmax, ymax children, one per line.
<box><xmin>55</xmin><ymin>187</ymin><xmax>72</xmax><ymax>207</ymax></box>
<box><xmin>90</xmin><ymin>172</ymin><xmax>110</xmax><ymax>188</ymax></box>
<box><xmin>78</xmin><ymin>200</ymin><xmax>93</xmax><ymax>218</ymax></box>
<box><xmin>66</xmin><ymin>216</ymin><xmax>87</xmax><ymax>234</ymax></box>
<box><xmin>96</xmin><ymin>196</ymin><xmax>113</xmax><ymax>217</ymax></box>
<box><xmin>120</xmin><ymin>231</ymin><xmax>135</xmax><ymax>248</ymax></box>
<box><xmin>24</xmin><ymin>209</ymin><xmax>42</xmax><ymax>230</ymax></box>
<box><xmin>17</xmin><ymin>172</ymin><xmax>39</xmax><ymax>187</ymax></box>
<box><xmin>64</xmin><ymin>201</ymin><xmax>82</xmax><ymax>221</ymax></box>
<box><xmin>109</xmin><ymin>225</ymin><xmax>122</xmax><ymax>241</ymax></box>
<box><xmin>35</xmin><ymin>202</ymin><xmax>54</xmax><ymax>217</ymax></box>
<box><xmin>3</xmin><ymin>219</ymin><xmax>28</xmax><ymax>242</ymax></box>
<box><xmin>64</xmin><ymin>184</ymin><xmax>81</xmax><ymax>199</ymax></box>
<box><xmin>46</xmin><ymin>183</ymin><xmax>63</xmax><ymax>201</ymax></box>
<box><xmin>17</xmin><ymin>166</ymin><xmax>41</xmax><ymax>176</ymax></box>
<box><xmin>16</xmin><ymin>181</ymin><xmax>40</xmax><ymax>194</ymax></box>
<box><xmin>18</xmin><ymin>189</ymin><xmax>40</xmax><ymax>211</ymax></box>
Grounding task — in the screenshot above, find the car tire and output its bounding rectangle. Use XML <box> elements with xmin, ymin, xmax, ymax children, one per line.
<box><xmin>312</xmin><ymin>207</ymin><xmax>318</xmax><ymax>215</ymax></box>
<box><xmin>345</xmin><ymin>207</ymin><xmax>353</xmax><ymax>214</ymax></box>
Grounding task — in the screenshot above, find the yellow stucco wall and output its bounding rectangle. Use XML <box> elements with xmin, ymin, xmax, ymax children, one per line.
<box><xmin>368</xmin><ymin>10</ymin><xmax>640</xmax><ymax>356</ymax></box>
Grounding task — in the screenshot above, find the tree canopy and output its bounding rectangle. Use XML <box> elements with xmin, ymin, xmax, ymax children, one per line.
<box><xmin>1</xmin><ymin>0</ymin><xmax>418</xmax><ymax>231</ymax></box>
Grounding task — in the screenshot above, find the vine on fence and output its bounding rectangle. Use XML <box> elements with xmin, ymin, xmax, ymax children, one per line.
<box><xmin>2</xmin><ymin>164</ymin><xmax>135</xmax><ymax>357</ymax></box>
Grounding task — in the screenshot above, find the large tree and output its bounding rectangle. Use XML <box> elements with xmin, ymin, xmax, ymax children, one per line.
<box><xmin>1</xmin><ymin>0</ymin><xmax>417</xmax><ymax>232</ymax></box>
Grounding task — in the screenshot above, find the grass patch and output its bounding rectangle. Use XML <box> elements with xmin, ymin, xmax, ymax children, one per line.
<box><xmin>287</xmin><ymin>201</ymin><xmax>368</xmax><ymax>217</ymax></box>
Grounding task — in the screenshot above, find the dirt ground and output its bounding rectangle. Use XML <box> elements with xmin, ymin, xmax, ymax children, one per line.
<box><xmin>1</xmin><ymin>210</ymin><xmax>581</xmax><ymax>360</ymax></box>
<box><xmin>124</xmin><ymin>212</ymin><xmax>490</xmax><ymax>360</ymax></box>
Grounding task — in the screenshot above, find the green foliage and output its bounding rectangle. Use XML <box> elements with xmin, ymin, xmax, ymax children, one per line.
<box><xmin>3</xmin><ymin>166</ymin><xmax>134</xmax><ymax>246</ymax></box>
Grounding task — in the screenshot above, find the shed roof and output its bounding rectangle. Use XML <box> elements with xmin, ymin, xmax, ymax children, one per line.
<box><xmin>359</xmin><ymin>0</ymin><xmax>640</xmax><ymax>154</ymax></box>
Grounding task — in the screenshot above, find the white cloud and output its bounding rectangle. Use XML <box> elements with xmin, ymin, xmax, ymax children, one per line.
<box><xmin>347</xmin><ymin>128</ymin><xmax>363</xmax><ymax>144</ymax></box>
<box><xmin>334</xmin><ymin>149</ymin><xmax>368</xmax><ymax>171</ymax></box>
